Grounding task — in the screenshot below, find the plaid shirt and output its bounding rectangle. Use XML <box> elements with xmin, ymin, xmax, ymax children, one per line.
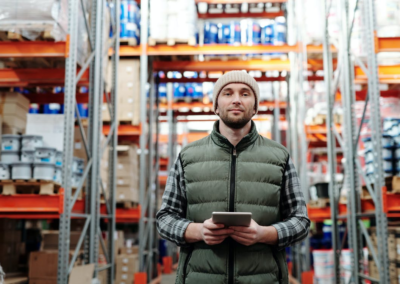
<box><xmin>156</xmin><ymin>154</ymin><xmax>310</xmax><ymax>248</ymax></box>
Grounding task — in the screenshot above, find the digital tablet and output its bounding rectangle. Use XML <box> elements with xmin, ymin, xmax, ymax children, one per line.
<box><xmin>212</xmin><ymin>212</ymin><xmax>252</xmax><ymax>227</ymax></box>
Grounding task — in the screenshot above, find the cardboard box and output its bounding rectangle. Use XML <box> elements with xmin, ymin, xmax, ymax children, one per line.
<box><xmin>396</xmin><ymin>228</ymin><xmax>400</xmax><ymax>261</ymax></box>
<box><xmin>389</xmin><ymin>227</ymin><xmax>397</xmax><ymax>261</ymax></box>
<box><xmin>0</xmin><ymin>92</ymin><xmax>30</xmax><ymax>110</ymax></box>
<box><xmin>26</xmin><ymin>114</ymin><xmax>64</xmax><ymax>151</ymax></box>
<box><xmin>29</xmin><ymin>251</ymin><xmax>59</xmax><ymax>279</ymax></box>
<box><xmin>42</xmin><ymin>231</ymin><xmax>81</xmax><ymax>251</ymax></box>
<box><xmin>116</xmin><ymin>186</ymin><xmax>139</xmax><ymax>203</ymax></box>
<box><xmin>0</xmin><ymin>230</ymin><xmax>21</xmax><ymax>243</ymax></box>
<box><xmin>120</xmin><ymin>246</ymin><xmax>139</xmax><ymax>255</ymax></box>
<box><xmin>393</xmin><ymin>176</ymin><xmax>400</xmax><ymax>193</ymax></box>
<box><xmin>389</xmin><ymin>261</ymin><xmax>397</xmax><ymax>284</ymax></box>
<box><xmin>29</xmin><ymin>279</ymin><xmax>56</xmax><ymax>284</ymax></box>
<box><xmin>115</xmin><ymin>255</ymin><xmax>139</xmax><ymax>284</ymax></box>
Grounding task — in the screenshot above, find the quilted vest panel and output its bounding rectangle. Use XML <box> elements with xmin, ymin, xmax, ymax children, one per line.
<box><xmin>176</xmin><ymin>121</ymin><xmax>289</xmax><ymax>284</ymax></box>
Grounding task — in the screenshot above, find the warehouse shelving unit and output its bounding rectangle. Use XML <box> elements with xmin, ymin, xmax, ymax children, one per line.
<box><xmin>0</xmin><ymin>0</ymin><xmax>133</xmax><ymax>283</ymax></box>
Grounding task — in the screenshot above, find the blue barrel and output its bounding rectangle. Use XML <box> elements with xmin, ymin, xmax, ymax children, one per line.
<box><xmin>29</xmin><ymin>104</ymin><xmax>40</xmax><ymax>114</ymax></box>
<box><xmin>204</xmin><ymin>22</ymin><xmax>218</xmax><ymax>44</ymax></box>
<box><xmin>192</xmin><ymin>83</ymin><xmax>203</xmax><ymax>99</ymax></box>
<box><xmin>128</xmin><ymin>1</ymin><xmax>140</xmax><ymax>24</ymax></box>
<box><xmin>185</xmin><ymin>83</ymin><xmax>194</xmax><ymax>99</ymax></box>
<box><xmin>274</xmin><ymin>17</ymin><xmax>286</xmax><ymax>45</ymax></box>
<box><xmin>261</xmin><ymin>21</ymin><xmax>274</xmax><ymax>45</ymax></box>
<box><xmin>77</xmin><ymin>104</ymin><xmax>88</xmax><ymax>118</ymax></box>
<box><xmin>218</xmin><ymin>24</ymin><xmax>231</xmax><ymax>44</ymax></box>
<box><xmin>44</xmin><ymin>104</ymin><xmax>61</xmax><ymax>114</ymax></box>
<box><xmin>229</xmin><ymin>21</ymin><xmax>241</xmax><ymax>45</ymax></box>
<box><xmin>54</xmin><ymin>86</ymin><xmax>64</xmax><ymax>94</ymax></box>
<box><xmin>159</xmin><ymin>83</ymin><xmax>167</xmax><ymax>99</ymax></box>
<box><xmin>120</xmin><ymin>0</ymin><xmax>129</xmax><ymax>21</ymax></box>
<box><xmin>246</xmin><ymin>21</ymin><xmax>261</xmax><ymax>45</ymax></box>
<box><xmin>173</xmin><ymin>83</ymin><xmax>186</xmax><ymax>99</ymax></box>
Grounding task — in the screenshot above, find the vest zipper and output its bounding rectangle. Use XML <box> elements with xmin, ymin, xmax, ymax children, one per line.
<box><xmin>182</xmin><ymin>248</ymin><xmax>193</xmax><ymax>284</ymax></box>
<box><xmin>229</xmin><ymin>147</ymin><xmax>236</xmax><ymax>284</ymax></box>
<box><xmin>272</xmin><ymin>251</ymin><xmax>282</xmax><ymax>283</ymax></box>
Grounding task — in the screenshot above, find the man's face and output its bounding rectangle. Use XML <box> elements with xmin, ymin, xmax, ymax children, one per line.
<box><xmin>215</xmin><ymin>83</ymin><xmax>256</xmax><ymax>129</ymax></box>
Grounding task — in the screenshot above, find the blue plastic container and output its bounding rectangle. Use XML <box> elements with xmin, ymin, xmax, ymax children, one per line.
<box><xmin>274</xmin><ymin>17</ymin><xmax>286</xmax><ymax>45</ymax></box>
<box><xmin>159</xmin><ymin>83</ymin><xmax>167</xmax><ymax>99</ymax></box>
<box><xmin>120</xmin><ymin>0</ymin><xmax>129</xmax><ymax>21</ymax></box>
<box><xmin>204</xmin><ymin>22</ymin><xmax>218</xmax><ymax>44</ymax></box>
<box><xmin>44</xmin><ymin>104</ymin><xmax>61</xmax><ymax>114</ymax></box>
<box><xmin>173</xmin><ymin>83</ymin><xmax>186</xmax><ymax>99</ymax></box>
<box><xmin>262</xmin><ymin>21</ymin><xmax>274</xmax><ymax>45</ymax></box>
<box><xmin>192</xmin><ymin>83</ymin><xmax>203</xmax><ymax>99</ymax></box>
<box><xmin>229</xmin><ymin>21</ymin><xmax>241</xmax><ymax>45</ymax></box>
<box><xmin>246</xmin><ymin>21</ymin><xmax>261</xmax><ymax>45</ymax></box>
<box><xmin>77</xmin><ymin>104</ymin><xmax>88</xmax><ymax>118</ymax></box>
<box><xmin>29</xmin><ymin>104</ymin><xmax>40</xmax><ymax>114</ymax></box>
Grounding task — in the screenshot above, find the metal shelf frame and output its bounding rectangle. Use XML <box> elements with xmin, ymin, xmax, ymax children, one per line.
<box><xmin>57</xmin><ymin>0</ymin><xmax>120</xmax><ymax>283</ymax></box>
<box><xmin>317</xmin><ymin>0</ymin><xmax>391</xmax><ymax>283</ymax></box>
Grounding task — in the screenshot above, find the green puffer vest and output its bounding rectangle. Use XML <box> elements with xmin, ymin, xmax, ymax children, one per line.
<box><xmin>175</xmin><ymin>121</ymin><xmax>290</xmax><ymax>284</ymax></box>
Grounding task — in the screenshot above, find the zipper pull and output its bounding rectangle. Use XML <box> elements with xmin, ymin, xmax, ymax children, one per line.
<box><xmin>233</xmin><ymin>147</ymin><xmax>237</xmax><ymax>156</ymax></box>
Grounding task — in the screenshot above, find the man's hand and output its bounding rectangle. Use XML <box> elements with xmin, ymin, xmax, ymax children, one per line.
<box><xmin>230</xmin><ymin>219</ymin><xmax>279</xmax><ymax>246</ymax></box>
<box><xmin>201</xmin><ymin>218</ymin><xmax>234</xmax><ymax>245</ymax></box>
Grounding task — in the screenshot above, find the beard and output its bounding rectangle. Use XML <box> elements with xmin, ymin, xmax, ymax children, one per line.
<box><xmin>218</xmin><ymin>107</ymin><xmax>254</xmax><ymax>129</ymax></box>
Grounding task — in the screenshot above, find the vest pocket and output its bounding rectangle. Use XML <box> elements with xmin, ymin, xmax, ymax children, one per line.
<box><xmin>183</xmin><ymin>248</ymin><xmax>194</xmax><ymax>284</ymax></box>
<box><xmin>271</xmin><ymin>251</ymin><xmax>282</xmax><ymax>283</ymax></box>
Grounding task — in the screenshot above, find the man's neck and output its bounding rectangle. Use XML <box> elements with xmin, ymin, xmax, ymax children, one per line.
<box><xmin>219</xmin><ymin>120</ymin><xmax>252</xmax><ymax>147</ymax></box>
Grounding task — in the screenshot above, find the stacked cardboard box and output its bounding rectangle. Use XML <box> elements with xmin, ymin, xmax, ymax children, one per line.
<box><xmin>103</xmin><ymin>59</ymin><xmax>140</xmax><ymax>125</ymax></box>
<box><xmin>0</xmin><ymin>92</ymin><xmax>30</xmax><ymax>134</ymax></box>
<box><xmin>116</xmin><ymin>145</ymin><xmax>139</xmax><ymax>203</ymax></box>
<box><xmin>41</xmin><ymin>231</ymin><xmax>81</xmax><ymax>251</ymax></box>
<box><xmin>368</xmin><ymin>227</ymin><xmax>400</xmax><ymax>283</ymax></box>
<box><xmin>0</xmin><ymin>219</ymin><xmax>21</xmax><ymax>273</ymax></box>
<box><xmin>115</xmin><ymin>254</ymin><xmax>139</xmax><ymax>284</ymax></box>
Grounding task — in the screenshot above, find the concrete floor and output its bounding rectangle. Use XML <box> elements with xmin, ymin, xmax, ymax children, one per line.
<box><xmin>161</xmin><ymin>271</ymin><xmax>176</xmax><ymax>284</ymax></box>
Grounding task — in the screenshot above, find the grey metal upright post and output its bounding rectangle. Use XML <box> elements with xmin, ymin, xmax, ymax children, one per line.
<box><xmin>87</xmin><ymin>0</ymin><xmax>104</xmax><ymax>270</ymax></box>
<box><xmin>363</xmin><ymin>0</ymin><xmax>390</xmax><ymax>282</ymax></box>
<box><xmin>322</xmin><ymin>0</ymin><xmax>340</xmax><ymax>282</ymax></box>
<box><xmin>58</xmin><ymin>0</ymin><xmax>79</xmax><ymax>282</ymax></box>
<box><xmin>139</xmin><ymin>0</ymin><xmax>149</xmax><ymax>276</ymax></box>
<box><xmin>107</xmin><ymin>0</ymin><xmax>120</xmax><ymax>282</ymax></box>
<box><xmin>273</xmin><ymin>82</ymin><xmax>281</xmax><ymax>144</ymax></box>
<box><xmin>339</xmin><ymin>0</ymin><xmax>362</xmax><ymax>281</ymax></box>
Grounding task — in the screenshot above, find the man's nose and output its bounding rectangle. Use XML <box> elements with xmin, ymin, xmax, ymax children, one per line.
<box><xmin>232</xmin><ymin>93</ymin><xmax>241</xmax><ymax>103</ymax></box>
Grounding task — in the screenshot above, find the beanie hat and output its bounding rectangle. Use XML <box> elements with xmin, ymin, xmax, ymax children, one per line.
<box><xmin>213</xmin><ymin>70</ymin><xmax>260</xmax><ymax>114</ymax></box>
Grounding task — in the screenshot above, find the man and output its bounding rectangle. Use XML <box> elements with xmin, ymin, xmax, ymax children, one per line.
<box><xmin>156</xmin><ymin>71</ymin><xmax>310</xmax><ymax>284</ymax></box>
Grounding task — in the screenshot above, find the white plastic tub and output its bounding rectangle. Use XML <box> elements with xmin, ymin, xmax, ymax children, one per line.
<box><xmin>33</xmin><ymin>163</ymin><xmax>55</xmax><ymax>181</ymax></box>
<box><xmin>384</xmin><ymin>159</ymin><xmax>393</xmax><ymax>172</ymax></box>
<box><xmin>72</xmin><ymin>172</ymin><xmax>83</xmax><ymax>188</ymax></box>
<box><xmin>21</xmin><ymin>150</ymin><xmax>35</xmax><ymax>163</ymax></box>
<box><xmin>21</xmin><ymin>135</ymin><xmax>43</xmax><ymax>151</ymax></box>
<box><xmin>54</xmin><ymin>166</ymin><xmax>62</xmax><ymax>184</ymax></box>
<box><xmin>0</xmin><ymin>163</ymin><xmax>10</xmax><ymax>180</ymax></box>
<box><xmin>395</xmin><ymin>147</ymin><xmax>400</xmax><ymax>159</ymax></box>
<box><xmin>35</xmin><ymin>147</ymin><xmax>57</xmax><ymax>164</ymax></box>
<box><xmin>72</xmin><ymin>157</ymin><xmax>84</xmax><ymax>174</ymax></box>
<box><xmin>2</xmin><ymin>134</ymin><xmax>20</xmax><ymax>151</ymax></box>
<box><xmin>56</xmin><ymin>151</ymin><xmax>63</xmax><ymax>166</ymax></box>
<box><xmin>11</xmin><ymin>162</ymin><xmax>32</xmax><ymax>180</ymax></box>
<box><xmin>383</xmin><ymin>146</ymin><xmax>394</xmax><ymax>159</ymax></box>
<box><xmin>1</xmin><ymin>151</ymin><xmax>20</xmax><ymax>164</ymax></box>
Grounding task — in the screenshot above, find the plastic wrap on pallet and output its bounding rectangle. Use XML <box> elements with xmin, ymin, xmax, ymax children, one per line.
<box><xmin>0</xmin><ymin>0</ymin><xmax>68</xmax><ymax>41</ymax></box>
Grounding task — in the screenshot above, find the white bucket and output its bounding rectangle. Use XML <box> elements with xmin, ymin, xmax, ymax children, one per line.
<box><xmin>55</xmin><ymin>151</ymin><xmax>63</xmax><ymax>166</ymax></box>
<box><xmin>384</xmin><ymin>159</ymin><xmax>394</xmax><ymax>172</ymax></box>
<box><xmin>395</xmin><ymin>147</ymin><xmax>400</xmax><ymax>159</ymax></box>
<box><xmin>54</xmin><ymin>166</ymin><xmax>62</xmax><ymax>184</ymax></box>
<box><xmin>35</xmin><ymin>147</ymin><xmax>57</xmax><ymax>164</ymax></box>
<box><xmin>382</xmin><ymin>135</ymin><xmax>394</xmax><ymax>147</ymax></box>
<box><xmin>21</xmin><ymin>135</ymin><xmax>43</xmax><ymax>151</ymax></box>
<box><xmin>395</xmin><ymin>159</ymin><xmax>399</xmax><ymax>173</ymax></box>
<box><xmin>72</xmin><ymin>157</ymin><xmax>84</xmax><ymax>174</ymax></box>
<box><xmin>313</xmin><ymin>250</ymin><xmax>333</xmax><ymax>265</ymax></box>
<box><xmin>33</xmin><ymin>163</ymin><xmax>56</xmax><ymax>181</ymax></box>
<box><xmin>0</xmin><ymin>163</ymin><xmax>10</xmax><ymax>180</ymax></box>
<box><xmin>394</xmin><ymin>135</ymin><xmax>400</xmax><ymax>145</ymax></box>
<box><xmin>11</xmin><ymin>162</ymin><xmax>32</xmax><ymax>180</ymax></box>
<box><xmin>2</xmin><ymin>135</ymin><xmax>20</xmax><ymax>151</ymax></box>
<box><xmin>21</xmin><ymin>150</ymin><xmax>35</xmax><ymax>163</ymax></box>
<box><xmin>72</xmin><ymin>172</ymin><xmax>83</xmax><ymax>188</ymax></box>
<box><xmin>1</xmin><ymin>151</ymin><xmax>20</xmax><ymax>164</ymax></box>
<box><xmin>314</xmin><ymin>263</ymin><xmax>334</xmax><ymax>277</ymax></box>
<box><xmin>383</xmin><ymin>147</ymin><xmax>394</xmax><ymax>159</ymax></box>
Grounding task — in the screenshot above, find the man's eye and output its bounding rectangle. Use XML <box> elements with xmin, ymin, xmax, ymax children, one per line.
<box><xmin>243</xmin><ymin>93</ymin><xmax>249</xmax><ymax>96</ymax></box>
<box><xmin>225</xmin><ymin>93</ymin><xmax>231</xmax><ymax>96</ymax></box>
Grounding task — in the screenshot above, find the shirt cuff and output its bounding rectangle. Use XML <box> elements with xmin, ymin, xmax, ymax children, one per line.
<box><xmin>271</xmin><ymin>223</ymin><xmax>289</xmax><ymax>250</ymax></box>
<box><xmin>176</xmin><ymin>220</ymin><xmax>193</xmax><ymax>247</ymax></box>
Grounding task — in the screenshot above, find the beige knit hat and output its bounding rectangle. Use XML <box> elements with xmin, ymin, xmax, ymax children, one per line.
<box><xmin>213</xmin><ymin>70</ymin><xmax>260</xmax><ymax>114</ymax></box>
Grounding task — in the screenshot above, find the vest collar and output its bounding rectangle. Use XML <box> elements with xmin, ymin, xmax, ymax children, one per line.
<box><xmin>211</xmin><ymin>120</ymin><xmax>259</xmax><ymax>152</ymax></box>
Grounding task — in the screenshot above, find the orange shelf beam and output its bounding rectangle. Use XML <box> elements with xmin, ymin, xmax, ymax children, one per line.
<box><xmin>0</xmin><ymin>68</ymin><xmax>90</xmax><ymax>87</ymax></box>
<box><xmin>355</xmin><ymin>64</ymin><xmax>400</xmax><ymax>84</ymax></box>
<box><xmin>307</xmin><ymin>203</ymin><xmax>347</xmax><ymax>222</ymax></box>
<box><xmin>153</xmin><ymin>59</ymin><xmax>291</xmax><ymax>72</ymax></box>
<box><xmin>377</xmin><ymin>37</ymin><xmax>400</xmax><ymax>52</ymax></box>
<box><xmin>197</xmin><ymin>11</ymin><xmax>284</xmax><ymax>19</ymax></box>
<box><xmin>103</xmin><ymin>124</ymin><xmax>142</xmax><ymax>136</ymax></box>
<box><xmin>0</xmin><ymin>41</ymin><xmax>67</xmax><ymax>58</ymax></box>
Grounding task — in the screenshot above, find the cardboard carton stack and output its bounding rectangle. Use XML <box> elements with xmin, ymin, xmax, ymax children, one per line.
<box><xmin>0</xmin><ymin>92</ymin><xmax>30</xmax><ymax>134</ymax></box>
<box><xmin>0</xmin><ymin>219</ymin><xmax>22</xmax><ymax>273</ymax></box>
<box><xmin>115</xmin><ymin>253</ymin><xmax>139</xmax><ymax>284</ymax></box>
<box><xmin>28</xmin><ymin>231</ymin><xmax>82</xmax><ymax>284</ymax></box>
<box><xmin>368</xmin><ymin>227</ymin><xmax>400</xmax><ymax>283</ymax></box>
<box><xmin>104</xmin><ymin>59</ymin><xmax>140</xmax><ymax>125</ymax></box>
<box><xmin>116</xmin><ymin>145</ymin><xmax>139</xmax><ymax>204</ymax></box>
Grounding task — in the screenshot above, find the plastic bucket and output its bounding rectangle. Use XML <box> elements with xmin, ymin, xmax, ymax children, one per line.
<box><xmin>21</xmin><ymin>150</ymin><xmax>35</xmax><ymax>163</ymax></box>
<box><xmin>2</xmin><ymin>135</ymin><xmax>21</xmax><ymax>151</ymax></box>
<box><xmin>11</xmin><ymin>162</ymin><xmax>32</xmax><ymax>180</ymax></box>
<box><xmin>1</xmin><ymin>151</ymin><xmax>20</xmax><ymax>164</ymax></box>
<box><xmin>33</xmin><ymin>163</ymin><xmax>56</xmax><ymax>181</ymax></box>
<box><xmin>35</xmin><ymin>147</ymin><xmax>57</xmax><ymax>164</ymax></box>
<box><xmin>21</xmin><ymin>135</ymin><xmax>43</xmax><ymax>151</ymax></box>
<box><xmin>0</xmin><ymin>163</ymin><xmax>10</xmax><ymax>180</ymax></box>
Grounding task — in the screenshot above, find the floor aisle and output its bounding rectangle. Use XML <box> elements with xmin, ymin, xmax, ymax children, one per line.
<box><xmin>161</xmin><ymin>271</ymin><xmax>177</xmax><ymax>284</ymax></box>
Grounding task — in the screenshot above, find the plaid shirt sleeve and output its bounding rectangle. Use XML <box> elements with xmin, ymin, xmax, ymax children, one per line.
<box><xmin>272</xmin><ymin>157</ymin><xmax>310</xmax><ymax>248</ymax></box>
<box><xmin>156</xmin><ymin>155</ymin><xmax>192</xmax><ymax>246</ymax></box>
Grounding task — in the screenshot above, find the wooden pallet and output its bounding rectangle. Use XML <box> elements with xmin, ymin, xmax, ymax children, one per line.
<box><xmin>0</xmin><ymin>179</ymin><xmax>61</xmax><ymax>195</ymax></box>
<box><xmin>309</xmin><ymin>198</ymin><xmax>330</xmax><ymax>209</ymax></box>
<box><xmin>116</xmin><ymin>201</ymin><xmax>139</xmax><ymax>209</ymax></box>
<box><xmin>120</xmin><ymin>38</ymin><xmax>139</xmax><ymax>46</ymax></box>
<box><xmin>0</xmin><ymin>30</ymin><xmax>54</xmax><ymax>42</ymax></box>
<box><xmin>148</xmin><ymin>37</ymin><xmax>196</xmax><ymax>47</ymax></box>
